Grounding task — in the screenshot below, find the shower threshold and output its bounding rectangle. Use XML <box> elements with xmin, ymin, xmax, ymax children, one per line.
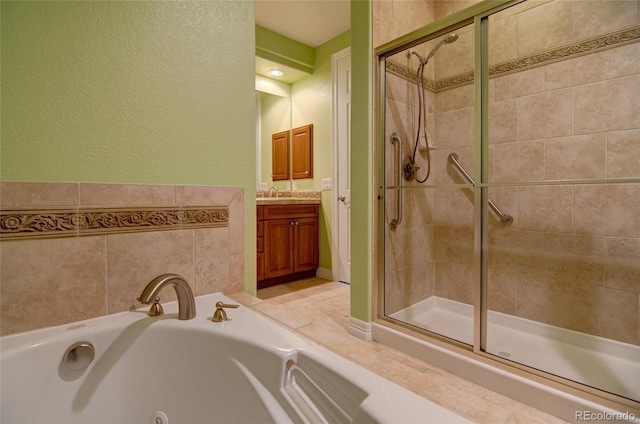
<box><xmin>389</xmin><ymin>297</ymin><xmax>639</xmax><ymax>402</ymax></box>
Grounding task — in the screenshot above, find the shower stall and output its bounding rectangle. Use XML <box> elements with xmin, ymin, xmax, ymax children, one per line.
<box><xmin>375</xmin><ymin>0</ymin><xmax>639</xmax><ymax>413</ymax></box>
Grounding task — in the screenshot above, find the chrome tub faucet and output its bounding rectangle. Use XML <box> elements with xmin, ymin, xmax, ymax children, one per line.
<box><xmin>137</xmin><ymin>273</ymin><xmax>196</xmax><ymax>320</ymax></box>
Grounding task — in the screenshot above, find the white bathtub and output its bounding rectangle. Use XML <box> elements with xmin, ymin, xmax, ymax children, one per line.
<box><xmin>0</xmin><ymin>293</ymin><xmax>469</xmax><ymax>423</ymax></box>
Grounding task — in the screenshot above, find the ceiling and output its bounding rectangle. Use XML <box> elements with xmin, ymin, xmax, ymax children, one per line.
<box><xmin>255</xmin><ymin>0</ymin><xmax>350</xmax><ymax>84</ymax></box>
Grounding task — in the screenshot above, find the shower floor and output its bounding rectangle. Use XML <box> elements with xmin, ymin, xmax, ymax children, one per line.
<box><xmin>389</xmin><ymin>297</ymin><xmax>640</xmax><ymax>401</ymax></box>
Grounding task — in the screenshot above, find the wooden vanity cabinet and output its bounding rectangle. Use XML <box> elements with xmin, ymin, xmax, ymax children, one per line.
<box><xmin>257</xmin><ymin>204</ymin><xmax>319</xmax><ymax>289</ymax></box>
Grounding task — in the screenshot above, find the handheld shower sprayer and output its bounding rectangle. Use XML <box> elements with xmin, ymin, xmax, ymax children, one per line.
<box><xmin>404</xmin><ymin>32</ymin><xmax>458</xmax><ymax>183</ymax></box>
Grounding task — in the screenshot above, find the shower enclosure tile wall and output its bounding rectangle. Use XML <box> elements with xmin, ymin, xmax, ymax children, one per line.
<box><xmin>381</xmin><ymin>0</ymin><xmax>640</xmax><ymax>352</ymax></box>
<box><xmin>378</xmin><ymin>0</ymin><xmax>640</xmax><ymax>408</ymax></box>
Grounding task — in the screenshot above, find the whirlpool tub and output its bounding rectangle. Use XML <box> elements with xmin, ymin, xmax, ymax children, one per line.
<box><xmin>0</xmin><ymin>293</ymin><xmax>468</xmax><ymax>423</ymax></box>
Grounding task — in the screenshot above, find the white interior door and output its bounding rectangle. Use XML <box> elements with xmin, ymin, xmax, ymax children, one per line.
<box><xmin>332</xmin><ymin>47</ymin><xmax>351</xmax><ymax>284</ymax></box>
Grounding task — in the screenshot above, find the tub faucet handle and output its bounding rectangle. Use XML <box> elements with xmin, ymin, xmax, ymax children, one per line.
<box><xmin>212</xmin><ymin>301</ymin><xmax>239</xmax><ymax>322</ymax></box>
<box><xmin>148</xmin><ymin>297</ymin><xmax>164</xmax><ymax>317</ymax></box>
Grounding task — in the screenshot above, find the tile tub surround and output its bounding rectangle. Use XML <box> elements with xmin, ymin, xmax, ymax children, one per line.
<box><xmin>229</xmin><ymin>278</ymin><xmax>568</xmax><ymax>424</ymax></box>
<box><xmin>0</xmin><ymin>182</ymin><xmax>244</xmax><ymax>336</ymax></box>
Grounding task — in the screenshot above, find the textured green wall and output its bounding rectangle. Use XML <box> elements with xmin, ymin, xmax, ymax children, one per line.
<box><xmin>350</xmin><ymin>0</ymin><xmax>373</xmax><ymax>321</ymax></box>
<box><xmin>1</xmin><ymin>0</ymin><xmax>257</xmax><ymax>291</ymax></box>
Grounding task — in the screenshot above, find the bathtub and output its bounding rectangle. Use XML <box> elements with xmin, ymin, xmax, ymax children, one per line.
<box><xmin>0</xmin><ymin>293</ymin><xmax>469</xmax><ymax>423</ymax></box>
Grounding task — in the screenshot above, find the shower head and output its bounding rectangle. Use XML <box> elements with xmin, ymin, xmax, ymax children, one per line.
<box><xmin>422</xmin><ymin>32</ymin><xmax>458</xmax><ymax>64</ymax></box>
<box><xmin>444</xmin><ymin>32</ymin><xmax>459</xmax><ymax>44</ymax></box>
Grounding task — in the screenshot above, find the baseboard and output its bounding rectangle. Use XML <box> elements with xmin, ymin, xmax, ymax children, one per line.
<box><xmin>348</xmin><ymin>317</ymin><xmax>372</xmax><ymax>341</ymax></box>
<box><xmin>316</xmin><ymin>268</ymin><xmax>333</xmax><ymax>281</ymax></box>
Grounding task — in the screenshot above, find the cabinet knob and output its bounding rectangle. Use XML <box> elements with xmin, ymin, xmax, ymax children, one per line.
<box><xmin>290</xmin><ymin>221</ymin><xmax>295</xmax><ymax>225</ymax></box>
<box><xmin>338</xmin><ymin>195</ymin><xmax>346</xmax><ymax>202</ymax></box>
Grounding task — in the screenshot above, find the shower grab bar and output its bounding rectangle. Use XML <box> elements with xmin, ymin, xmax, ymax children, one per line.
<box><xmin>390</xmin><ymin>133</ymin><xmax>403</xmax><ymax>230</ymax></box>
<box><xmin>448</xmin><ymin>153</ymin><xmax>513</xmax><ymax>226</ymax></box>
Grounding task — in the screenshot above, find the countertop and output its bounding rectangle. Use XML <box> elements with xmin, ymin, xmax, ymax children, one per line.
<box><xmin>256</xmin><ymin>197</ymin><xmax>321</xmax><ymax>205</ymax></box>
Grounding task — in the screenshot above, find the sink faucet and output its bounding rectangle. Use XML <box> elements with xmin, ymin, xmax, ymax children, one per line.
<box><xmin>268</xmin><ymin>186</ymin><xmax>278</xmax><ymax>198</ymax></box>
<box><xmin>137</xmin><ymin>273</ymin><xmax>196</xmax><ymax>320</ymax></box>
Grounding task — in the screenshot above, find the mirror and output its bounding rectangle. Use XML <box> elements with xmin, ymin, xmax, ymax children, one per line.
<box><xmin>256</xmin><ymin>75</ymin><xmax>291</xmax><ymax>191</ymax></box>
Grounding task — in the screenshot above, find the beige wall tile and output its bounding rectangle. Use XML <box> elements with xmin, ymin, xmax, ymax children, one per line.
<box><xmin>494</xmin><ymin>140</ymin><xmax>545</xmax><ymax>182</ymax></box>
<box><xmin>434</xmin><ymin>29</ymin><xmax>474</xmax><ymax>80</ymax></box>
<box><xmin>228</xmin><ymin>190</ymin><xmax>244</xmax><ymax>255</ymax></box>
<box><xmin>571</xmin><ymin>0</ymin><xmax>639</xmax><ymax>41</ymax></box>
<box><xmin>544</xmin><ymin>52</ymin><xmax>604</xmax><ymax>91</ymax></box>
<box><xmin>80</xmin><ymin>184</ymin><xmax>175</xmax><ymax>206</ymax></box>
<box><xmin>544</xmin><ymin>252</ymin><xmax>604</xmax><ymax>287</ymax></box>
<box><xmin>386</xmin><ymin>72</ymin><xmax>414</xmax><ymax>106</ymax></box>
<box><xmin>487</xmin><ymin>269</ymin><xmax>517</xmax><ymax>315</ymax></box>
<box><xmin>228</xmin><ymin>253</ymin><xmax>244</xmax><ymax>293</ymax></box>
<box><xmin>106</xmin><ymin>230</ymin><xmax>194</xmax><ymax>314</ymax></box>
<box><xmin>605</xmin><ymin>42</ymin><xmax>640</xmax><ymax>79</ymax></box>
<box><xmin>435</xmin><ymin>89</ymin><xmax>453</xmax><ymax>113</ymax></box>
<box><xmin>488</xmin><ymin>13</ymin><xmax>518</xmax><ymax>65</ymax></box>
<box><xmin>604</xmin><ymin>238</ymin><xmax>640</xmax><ymax>292</ymax></box>
<box><xmin>391</xmin><ymin>0</ymin><xmax>434</xmax><ymax>34</ymax></box>
<box><xmin>194</xmin><ymin>227</ymin><xmax>229</xmax><ymax>296</ymax></box>
<box><xmin>451</xmin><ymin>84</ymin><xmax>474</xmax><ymax>110</ymax></box>
<box><xmin>573</xmin><ymin>285</ymin><xmax>638</xmax><ymax>344</ymax></box>
<box><xmin>433</xmin><ymin>225</ymin><xmax>452</xmax><ymax>262</ymax></box>
<box><xmin>434</xmin><ymin>1</ymin><xmax>452</xmax><ymax>21</ymax></box>
<box><xmin>518</xmin><ymin>185</ymin><xmax>573</xmax><ymax>232</ymax></box>
<box><xmin>574</xmin><ymin>75</ymin><xmax>640</xmax><ymax>134</ymax></box>
<box><xmin>573</xmin><ymin>184</ymin><xmax>640</xmax><ymax>237</ymax></box>
<box><xmin>607</xmin><ymin>129</ymin><xmax>640</xmax><ymax>178</ymax></box>
<box><xmin>433</xmin><ymin>188</ymin><xmax>474</xmax><ymax>226</ymax></box>
<box><xmin>605</xmin><ymin>259</ymin><xmax>640</xmax><ymax>292</ymax></box>
<box><xmin>517</xmin><ymin>0</ymin><xmax>572</xmax><ymax>56</ymax></box>
<box><xmin>543</xmin><ymin>232</ymin><xmax>605</xmax><ymax>257</ymax></box>
<box><xmin>488</xmin><ymin>99</ymin><xmax>518</xmax><ymax>145</ymax></box>
<box><xmin>0</xmin><ymin>237</ymin><xmax>107</xmax><ymax>335</ymax></box>
<box><xmin>494</xmin><ymin>68</ymin><xmax>544</xmax><ymax>102</ymax></box>
<box><xmin>518</xmin><ymin>88</ymin><xmax>573</xmax><ymax>141</ymax></box>
<box><xmin>435</xmin><ymin>107</ymin><xmax>474</xmax><ymax>149</ymax></box>
<box><xmin>516</xmin><ymin>278</ymin><xmax>572</xmax><ymax>328</ymax></box>
<box><xmin>0</xmin><ymin>182</ymin><xmax>79</xmax><ymax>208</ymax></box>
<box><xmin>175</xmin><ymin>185</ymin><xmax>241</xmax><ymax>206</ymax></box>
<box><xmin>545</xmin><ymin>134</ymin><xmax>606</xmax><ymax>180</ymax></box>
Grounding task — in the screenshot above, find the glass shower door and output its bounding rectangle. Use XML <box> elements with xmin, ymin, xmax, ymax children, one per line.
<box><xmin>484</xmin><ymin>0</ymin><xmax>640</xmax><ymax>402</ymax></box>
<box><xmin>383</xmin><ymin>24</ymin><xmax>477</xmax><ymax>345</ymax></box>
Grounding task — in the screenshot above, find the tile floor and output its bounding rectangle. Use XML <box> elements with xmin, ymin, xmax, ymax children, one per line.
<box><xmin>229</xmin><ymin>277</ymin><xmax>567</xmax><ymax>424</ymax></box>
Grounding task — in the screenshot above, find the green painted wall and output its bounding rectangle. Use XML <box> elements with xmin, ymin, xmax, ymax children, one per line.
<box><xmin>350</xmin><ymin>0</ymin><xmax>373</xmax><ymax>321</ymax></box>
<box><xmin>1</xmin><ymin>0</ymin><xmax>257</xmax><ymax>292</ymax></box>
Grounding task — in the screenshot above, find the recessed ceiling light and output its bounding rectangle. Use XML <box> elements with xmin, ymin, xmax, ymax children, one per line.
<box><xmin>268</xmin><ymin>69</ymin><xmax>284</xmax><ymax>77</ymax></box>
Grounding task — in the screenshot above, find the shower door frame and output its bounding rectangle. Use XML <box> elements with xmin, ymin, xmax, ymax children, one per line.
<box><xmin>373</xmin><ymin>0</ymin><xmax>640</xmax><ymax>411</ymax></box>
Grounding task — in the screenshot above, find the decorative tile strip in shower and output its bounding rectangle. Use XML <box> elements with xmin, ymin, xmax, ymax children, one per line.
<box><xmin>0</xmin><ymin>206</ymin><xmax>229</xmax><ymax>240</ymax></box>
<box><xmin>387</xmin><ymin>24</ymin><xmax>640</xmax><ymax>92</ymax></box>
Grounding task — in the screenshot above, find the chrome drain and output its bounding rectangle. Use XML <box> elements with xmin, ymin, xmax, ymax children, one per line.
<box><xmin>498</xmin><ymin>351</ymin><xmax>511</xmax><ymax>358</ymax></box>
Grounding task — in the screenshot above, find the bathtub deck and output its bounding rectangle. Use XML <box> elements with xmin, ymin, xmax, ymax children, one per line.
<box><xmin>229</xmin><ymin>278</ymin><xmax>568</xmax><ymax>424</ymax></box>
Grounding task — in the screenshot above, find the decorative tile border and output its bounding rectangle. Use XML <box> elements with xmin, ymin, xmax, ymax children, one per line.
<box><xmin>0</xmin><ymin>206</ymin><xmax>229</xmax><ymax>240</ymax></box>
<box><xmin>387</xmin><ymin>25</ymin><xmax>640</xmax><ymax>92</ymax></box>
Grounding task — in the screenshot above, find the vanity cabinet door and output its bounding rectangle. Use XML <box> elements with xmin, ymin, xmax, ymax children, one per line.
<box><xmin>293</xmin><ymin>217</ymin><xmax>319</xmax><ymax>272</ymax></box>
<box><xmin>292</xmin><ymin>124</ymin><xmax>313</xmax><ymax>179</ymax></box>
<box><xmin>272</xmin><ymin>130</ymin><xmax>290</xmax><ymax>181</ymax></box>
<box><xmin>263</xmin><ymin>218</ymin><xmax>294</xmax><ymax>279</ymax></box>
